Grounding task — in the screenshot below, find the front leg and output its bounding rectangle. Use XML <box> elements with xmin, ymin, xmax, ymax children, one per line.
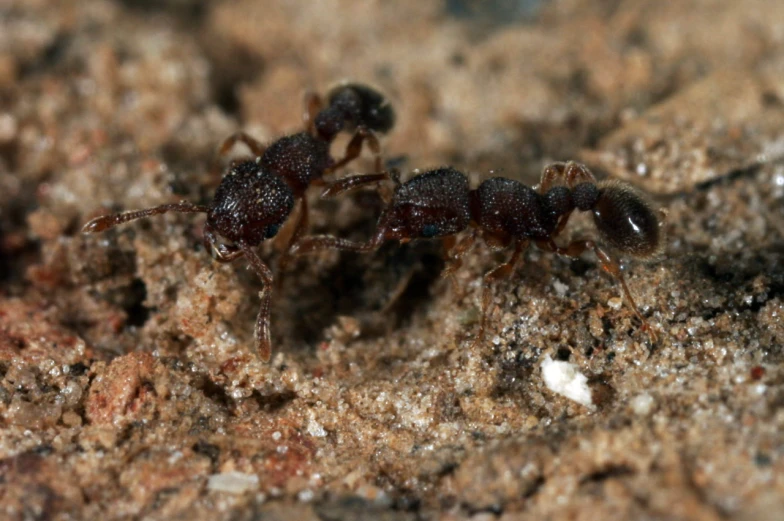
<box><xmin>303</xmin><ymin>91</ymin><xmax>324</xmax><ymax>135</ymax></box>
<box><xmin>210</xmin><ymin>132</ymin><xmax>267</xmax><ymax>180</ymax></box>
<box><xmin>239</xmin><ymin>242</ymin><xmax>275</xmax><ymax>362</ymax></box>
<box><xmin>216</xmin><ymin>131</ymin><xmax>266</xmax><ymax>159</ymax></box>
<box><xmin>325</xmin><ymin>126</ymin><xmax>383</xmax><ymax>174</ymax></box>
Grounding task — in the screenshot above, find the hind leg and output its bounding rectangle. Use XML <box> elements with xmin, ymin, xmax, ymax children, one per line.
<box><xmin>537</xmin><ymin>238</ymin><xmax>656</xmax><ymax>341</ymax></box>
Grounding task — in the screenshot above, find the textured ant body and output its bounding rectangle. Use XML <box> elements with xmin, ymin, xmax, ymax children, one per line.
<box><xmin>293</xmin><ymin>162</ymin><xmax>663</xmax><ymax>343</ymax></box>
<box><xmin>83</xmin><ymin>82</ymin><xmax>395</xmax><ymax>361</ymax></box>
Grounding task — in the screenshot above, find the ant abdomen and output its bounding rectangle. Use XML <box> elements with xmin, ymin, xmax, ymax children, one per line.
<box><xmin>382</xmin><ymin>167</ymin><xmax>471</xmax><ymax>241</ymax></box>
<box><xmin>208</xmin><ymin>160</ymin><xmax>295</xmax><ymax>245</ymax></box>
<box><xmin>591</xmin><ymin>180</ymin><xmax>662</xmax><ymax>259</ymax></box>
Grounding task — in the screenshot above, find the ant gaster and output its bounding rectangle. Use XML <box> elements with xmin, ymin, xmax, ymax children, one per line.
<box><xmin>293</xmin><ymin>161</ymin><xmax>663</xmax><ymax>343</ymax></box>
<box><xmin>82</xmin><ymin>82</ymin><xmax>396</xmax><ymax>361</ymax></box>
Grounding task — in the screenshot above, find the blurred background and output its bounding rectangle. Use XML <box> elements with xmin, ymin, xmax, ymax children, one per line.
<box><xmin>1</xmin><ymin>1</ymin><xmax>784</xmax><ymax>520</ymax></box>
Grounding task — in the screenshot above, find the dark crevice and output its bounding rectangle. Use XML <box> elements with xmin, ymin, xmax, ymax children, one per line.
<box><xmin>251</xmin><ymin>389</ymin><xmax>297</xmax><ymax>412</ymax></box>
<box><xmin>195</xmin><ymin>375</ymin><xmax>232</xmax><ymax>408</ymax></box>
<box><xmin>124</xmin><ymin>278</ymin><xmax>150</xmax><ymax>327</ymax></box>
<box><xmin>579</xmin><ymin>464</ymin><xmax>635</xmax><ymax>485</ymax></box>
<box><xmin>524</xmin><ymin>476</ymin><xmax>546</xmax><ymax>498</ymax></box>
<box><xmin>117</xmin><ymin>0</ymin><xmax>209</xmax><ymax>21</ymax></box>
<box><xmin>17</xmin><ymin>32</ymin><xmax>74</xmax><ymax>78</ymax></box>
<box><xmin>204</xmin><ymin>45</ymin><xmax>264</xmax><ymax>118</ymax></box>
<box><xmin>464</xmin><ymin>503</ymin><xmax>503</xmax><ymax>517</ymax></box>
<box><xmin>192</xmin><ymin>440</ymin><xmax>220</xmax><ymax>471</ymax></box>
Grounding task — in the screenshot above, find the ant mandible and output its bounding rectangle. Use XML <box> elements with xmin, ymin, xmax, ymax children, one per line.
<box><xmin>292</xmin><ymin>161</ymin><xmax>663</xmax><ymax>344</ymax></box>
<box><xmin>82</xmin><ymin>82</ymin><xmax>396</xmax><ymax>362</ymax></box>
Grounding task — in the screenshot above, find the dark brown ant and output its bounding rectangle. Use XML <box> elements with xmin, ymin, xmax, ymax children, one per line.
<box><xmin>293</xmin><ymin>161</ymin><xmax>663</xmax><ymax>343</ymax></box>
<box><xmin>82</xmin><ymin>82</ymin><xmax>396</xmax><ymax>361</ymax></box>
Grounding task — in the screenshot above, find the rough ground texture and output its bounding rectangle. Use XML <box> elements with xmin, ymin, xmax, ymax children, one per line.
<box><xmin>1</xmin><ymin>0</ymin><xmax>784</xmax><ymax>519</ymax></box>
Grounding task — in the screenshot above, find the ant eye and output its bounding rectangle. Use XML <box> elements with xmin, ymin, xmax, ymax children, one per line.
<box><xmin>264</xmin><ymin>223</ymin><xmax>281</xmax><ymax>238</ymax></box>
<box><xmin>421</xmin><ymin>224</ymin><xmax>440</xmax><ymax>237</ymax></box>
<box><xmin>592</xmin><ymin>181</ymin><xmax>661</xmax><ymax>258</ymax></box>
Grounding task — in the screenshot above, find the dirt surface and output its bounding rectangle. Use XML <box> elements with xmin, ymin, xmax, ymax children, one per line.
<box><xmin>2</xmin><ymin>0</ymin><xmax>784</xmax><ymax>519</ymax></box>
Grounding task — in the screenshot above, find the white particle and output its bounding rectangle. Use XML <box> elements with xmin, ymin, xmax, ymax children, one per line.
<box><xmin>297</xmin><ymin>489</ymin><xmax>315</xmax><ymax>502</ymax></box>
<box><xmin>636</xmin><ymin>163</ymin><xmax>648</xmax><ymax>176</ymax></box>
<box><xmin>630</xmin><ymin>393</ymin><xmax>654</xmax><ymax>415</ymax></box>
<box><xmin>541</xmin><ymin>355</ymin><xmax>593</xmax><ymax>408</ymax></box>
<box><xmin>553</xmin><ymin>279</ymin><xmax>569</xmax><ymax>297</ymax></box>
<box><xmin>307</xmin><ymin>419</ymin><xmax>327</xmax><ymax>438</ymax></box>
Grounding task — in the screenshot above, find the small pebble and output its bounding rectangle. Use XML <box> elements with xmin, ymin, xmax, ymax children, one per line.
<box><xmin>207</xmin><ymin>472</ymin><xmax>259</xmax><ymax>494</ymax></box>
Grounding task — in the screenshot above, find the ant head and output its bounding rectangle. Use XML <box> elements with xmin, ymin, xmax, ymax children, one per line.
<box><xmin>208</xmin><ymin>160</ymin><xmax>295</xmax><ymax>246</ymax></box>
<box><xmin>316</xmin><ymin>82</ymin><xmax>396</xmax><ymax>140</ymax></box>
<box><xmin>587</xmin><ymin>180</ymin><xmax>663</xmax><ymax>259</ymax></box>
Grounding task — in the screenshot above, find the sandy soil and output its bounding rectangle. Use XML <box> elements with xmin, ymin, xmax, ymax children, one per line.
<box><xmin>1</xmin><ymin>0</ymin><xmax>783</xmax><ymax>519</ymax></box>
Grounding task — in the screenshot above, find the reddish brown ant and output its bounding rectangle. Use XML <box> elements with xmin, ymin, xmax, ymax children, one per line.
<box><xmin>82</xmin><ymin>82</ymin><xmax>395</xmax><ymax>361</ymax></box>
<box><xmin>293</xmin><ymin>161</ymin><xmax>663</xmax><ymax>343</ymax></box>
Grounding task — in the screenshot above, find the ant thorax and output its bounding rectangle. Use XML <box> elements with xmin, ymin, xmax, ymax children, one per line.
<box><xmin>260</xmin><ymin>132</ymin><xmax>332</xmax><ymax>195</ymax></box>
<box><xmin>472</xmin><ymin>178</ymin><xmax>562</xmax><ymax>240</ymax></box>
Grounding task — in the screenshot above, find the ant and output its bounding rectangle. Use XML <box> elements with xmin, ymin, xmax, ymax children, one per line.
<box><xmin>292</xmin><ymin>161</ymin><xmax>663</xmax><ymax>344</ymax></box>
<box><xmin>82</xmin><ymin>82</ymin><xmax>396</xmax><ymax>361</ymax></box>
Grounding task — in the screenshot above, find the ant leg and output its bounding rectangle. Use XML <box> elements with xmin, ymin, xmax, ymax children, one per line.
<box><xmin>326</xmin><ymin>127</ymin><xmax>382</xmax><ymax>174</ymax></box>
<box><xmin>537</xmin><ymin>238</ymin><xmax>656</xmax><ymax>341</ymax></box>
<box><xmin>239</xmin><ymin>242</ymin><xmax>275</xmax><ymax>362</ymax></box>
<box><xmin>82</xmin><ymin>202</ymin><xmax>209</xmax><ymax>233</ymax></box>
<box><xmin>476</xmin><ymin>239</ymin><xmax>529</xmax><ymax>346</ymax></box>
<box><xmin>551</xmin><ymin>209</ymin><xmax>575</xmax><ymax>240</ymax></box>
<box><xmin>210</xmin><ymin>132</ymin><xmax>266</xmax><ymax>178</ymax></box>
<box><xmin>538</xmin><ymin>162</ymin><xmax>567</xmax><ymax>193</ymax></box>
<box><xmin>291</xmin><ymin>235</ymin><xmax>379</xmax><ymax>256</ymax></box>
<box><xmin>276</xmin><ymin>198</ymin><xmax>309</xmax><ymax>285</ymax></box>
<box><xmin>303</xmin><ymin>91</ymin><xmax>324</xmax><ymax>135</ymax></box>
<box><xmin>538</xmin><ymin>161</ymin><xmax>596</xmax><ymax>193</ymax></box>
<box><xmin>441</xmin><ymin>236</ymin><xmax>459</xmax><ymax>292</ymax></box>
<box><xmin>216</xmin><ymin>132</ymin><xmax>266</xmax><ymax>159</ymax></box>
<box><xmin>366</xmin><ymin>130</ymin><xmax>383</xmax><ymax>174</ymax></box>
<box><xmin>442</xmin><ymin>231</ymin><xmax>477</xmax><ymax>293</ymax></box>
<box><xmin>379</xmin><ymin>268</ymin><xmax>417</xmax><ymax>315</ymax></box>
<box><xmin>563</xmin><ymin>161</ymin><xmax>596</xmax><ymax>187</ymax></box>
<box><xmin>321</xmin><ymin>172</ymin><xmax>389</xmax><ymax>198</ymax></box>
<box><xmin>292</xmin><ymin>223</ymin><xmax>386</xmax><ymax>257</ymax></box>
